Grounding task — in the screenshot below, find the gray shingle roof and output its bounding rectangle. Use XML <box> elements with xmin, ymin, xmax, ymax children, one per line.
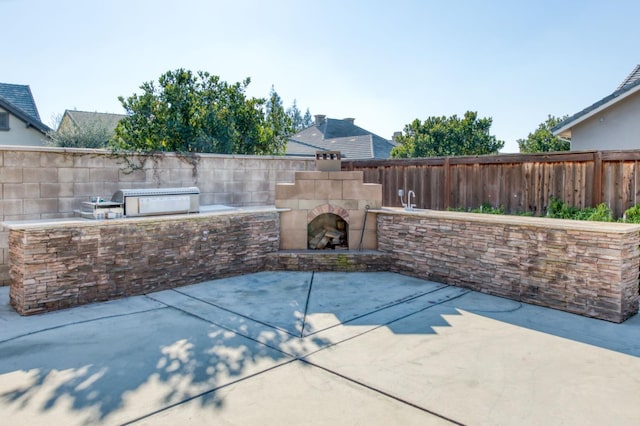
<box><xmin>617</xmin><ymin>64</ymin><xmax>640</xmax><ymax>90</ymax></box>
<box><xmin>62</xmin><ymin>110</ymin><xmax>126</xmax><ymax>134</ymax></box>
<box><xmin>0</xmin><ymin>83</ymin><xmax>42</xmax><ymax>121</ymax></box>
<box><xmin>286</xmin><ymin>117</ymin><xmax>395</xmax><ymax>159</ymax></box>
<box><xmin>0</xmin><ymin>83</ymin><xmax>50</xmax><ymax>134</ymax></box>
<box><xmin>552</xmin><ymin>65</ymin><xmax>640</xmax><ymax>137</ymax></box>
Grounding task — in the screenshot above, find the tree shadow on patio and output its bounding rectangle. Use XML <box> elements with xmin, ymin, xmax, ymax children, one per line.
<box><xmin>0</xmin><ymin>270</ymin><xmax>478</xmax><ymax>424</ymax></box>
<box><xmin>0</xmin><ymin>304</ymin><xmax>329</xmax><ymax>424</ymax></box>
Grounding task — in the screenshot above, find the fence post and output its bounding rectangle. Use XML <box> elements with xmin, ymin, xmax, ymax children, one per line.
<box><xmin>444</xmin><ymin>157</ymin><xmax>451</xmax><ymax>210</ymax></box>
<box><xmin>593</xmin><ymin>151</ymin><xmax>603</xmax><ymax>205</ymax></box>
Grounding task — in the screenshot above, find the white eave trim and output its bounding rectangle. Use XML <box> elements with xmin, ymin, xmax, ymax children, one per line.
<box><xmin>552</xmin><ymin>83</ymin><xmax>640</xmax><ymax>137</ymax></box>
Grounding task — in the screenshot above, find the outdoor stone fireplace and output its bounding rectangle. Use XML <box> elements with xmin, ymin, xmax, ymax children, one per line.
<box><xmin>275</xmin><ymin>152</ymin><xmax>382</xmax><ymax>250</ymax></box>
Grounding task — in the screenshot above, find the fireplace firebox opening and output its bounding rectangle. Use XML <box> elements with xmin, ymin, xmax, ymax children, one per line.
<box><xmin>308</xmin><ymin>213</ymin><xmax>349</xmax><ymax>250</ymax></box>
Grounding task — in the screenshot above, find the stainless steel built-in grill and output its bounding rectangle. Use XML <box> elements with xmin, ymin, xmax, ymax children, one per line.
<box><xmin>111</xmin><ymin>187</ymin><xmax>200</xmax><ymax>217</ymax></box>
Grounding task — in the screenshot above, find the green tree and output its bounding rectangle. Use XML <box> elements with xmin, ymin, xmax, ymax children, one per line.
<box><xmin>287</xmin><ymin>99</ymin><xmax>303</xmax><ymax>131</ymax></box>
<box><xmin>111</xmin><ymin>69</ymin><xmax>288</xmax><ymax>156</ymax></box>
<box><xmin>263</xmin><ymin>86</ymin><xmax>294</xmax><ymax>152</ymax></box>
<box><xmin>302</xmin><ymin>108</ymin><xmax>313</xmax><ymax>129</ymax></box>
<box><xmin>391</xmin><ymin>111</ymin><xmax>504</xmax><ymax>158</ymax></box>
<box><xmin>286</xmin><ymin>99</ymin><xmax>313</xmax><ymax>131</ymax></box>
<box><xmin>517</xmin><ymin>115</ymin><xmax>569</xmax><ymax>153</ymax></box>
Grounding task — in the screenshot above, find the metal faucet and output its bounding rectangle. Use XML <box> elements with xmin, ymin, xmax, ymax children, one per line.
<box><xmin>407</xmin><ymin>190</ymin><xmax>416</xmax><ymax>211</ymax></box>
<box><xmin>398</xmin><ymin>189</ymin><xmax>416</xmax><ymax>210</ymax></box>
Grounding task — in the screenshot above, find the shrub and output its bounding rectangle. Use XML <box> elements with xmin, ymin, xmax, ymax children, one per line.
<box><xmin>449</xmin><ymin>197</ymin><xmax>613</xmax><ymax>221</ymax></box>
<box><xmin>447</xmin><ymin>203</ymin><xmax>504</xmax><ymax>215</ymax></box>
<box><xmin>622</xmin><ymin>204</ymin><xmax>640</xmax><ymax>223</ymax></box>
<box><xmin>546</xmin><ymin>197</ymin><xmax>581</xmax><ymax>219</ymax></box>
<box><xmin>545</xmin><ymin>198</ymin><xmax>612</xmax><ymax>222</ymax></box>
<box><xmin>586</xmin><ymin>203</ymin><xmax>613</xmax><ymax>222</ymax></box>
<box><xmin>472</xmin><ymin>203</ymin><xmax>504</xmax><ymax>215</ymax></box>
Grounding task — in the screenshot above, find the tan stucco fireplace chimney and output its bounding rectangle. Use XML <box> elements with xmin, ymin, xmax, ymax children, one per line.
<box><xmin>275</xmin><ymin>151</ymin><xmax>382</xmax><ymax>250</ymax></box>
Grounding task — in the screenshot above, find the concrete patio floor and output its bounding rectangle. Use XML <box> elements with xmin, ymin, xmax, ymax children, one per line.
<box><xmin>1</xmin><ymin>271</ymin><xmax>640</xmax><ymax>425</ymax></box>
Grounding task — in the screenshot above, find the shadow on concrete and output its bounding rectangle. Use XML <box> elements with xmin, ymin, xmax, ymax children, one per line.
<box><xmin>0</xmin><ymin>271</ymin><xmax>469</xmax><ymax>423</ymax></box>
<box><xmin>0</xmin><ymin>306</ymin><xmax>322</xmax><ymax>423</ymax></box>
<box><xmin>447</xmin><ymin>291</ymin><xmax>640</xmax><ymax>357</ymax></box>
<box><xmin>2</xmin><ymin>270</ymin><xmax>639</xmax><ymax>424</ymax></box>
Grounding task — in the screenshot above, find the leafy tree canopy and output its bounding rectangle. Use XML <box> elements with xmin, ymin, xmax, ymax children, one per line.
<box><xmin>391</xmin><ymin>111</ymin><xmax>504</xmax><ymax>158</ymax></box>
<box><xmin>517</xmin><ymin>115</ymin><xmax>569</xmax><ymax>153</ymax></box>
<box><xmin>302</xmin><ymin>108</ymin><xmax>313</xmax><ymax>129</ymax></box>
<box><xmin>264</xmin><ymin>86</ymin><xmax>294</xmax><ymax>153</ymax></box>
<box><xmin>111</xmin><ymin>69</ymin><xmax>293</xmax><ymax>155</ymax></box>
<box><xmin>287</xmin><ymin>99</ymin><xmax>313</xmax><ymax>132</ymax></box>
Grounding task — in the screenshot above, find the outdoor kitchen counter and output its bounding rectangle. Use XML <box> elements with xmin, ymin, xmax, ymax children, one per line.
<box><xmin>7</xmin><ymin>206</ymin><xmax>283</xmax><ymax>315</ymax></box>
<box><xmin>371</xmin><ymin>206</ymin><xmax>640</xmax><ymax>234</ymax></box>
<box><xmin>372</xmin><ymin>206</ymin><xmax>640</xmax><ymax>323</ymax></box>
<box><xmin>3</xmin><ymin>205</ymin><xmax>283</xmax><ymax>231</ymax></box>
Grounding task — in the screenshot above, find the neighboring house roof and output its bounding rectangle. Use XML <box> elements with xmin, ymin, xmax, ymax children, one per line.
<box><xmin>616</xmin><ymin>64</ymin><xmax>640</xmax><ymax>90</ymax></box>
<box><xmin>552</xmin><ymin>65</ymin><xmax>640</xmax><ymax>138</ymax></box>
<box><xmin>0</xmin><ymin>82</ymin><xmax>50</xmax><ymax>134</ymax></box>
<box><xmin>286</xmin><ymin>116</ymin><xmax>395</xmax><ymax>159</ymax></box>
<box><xmin>0</xmin><ymin>82</ymin><xmax>42</xmax><ymax>120</ymax></box>
<box><xmin>59</xmin><ymin>110</ymin><xmax>126</xmax><ymax>134</ymax></box>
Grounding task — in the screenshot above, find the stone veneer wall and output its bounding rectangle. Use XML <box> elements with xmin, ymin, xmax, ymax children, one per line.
<box><xmin>0</xmin><ymin>146</ymin><xmax>314</xmax><ymax>285</ymax></box>
<box><xmin>7</xmin><ymin>203</ymin><xmax>640</xmax><ymax>322</ymax></box>
<box><xmin>377</xmin><ymin>210</ymin><xmax>640</xmax><ymax>323</ymax></box>
<box><xmin>9</xmin><ymin>210</ymin><xmax>279</xmax><ymax>315</ymax></box>
<box><xmin>265</xmin><ymin>250</ymin><xmax>391</xmax><ymax>272</ymax></box>
<box><xmin>275</xmin><ymin>171</ymin><xmax>382</xmax><ymax>250</ymax></box>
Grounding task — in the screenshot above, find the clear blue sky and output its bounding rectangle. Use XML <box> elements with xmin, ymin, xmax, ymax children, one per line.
<box><xmin>4</xmin><ymin>0</ymin><xmax>640</xmax><ymax>153</ymax></box>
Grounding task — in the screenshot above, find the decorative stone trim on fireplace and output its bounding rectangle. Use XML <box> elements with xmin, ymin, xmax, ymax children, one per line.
<box><xmin>308</xmin><ymin>204</ymin><xmax>350</xmax><ymax>223</ymax></box>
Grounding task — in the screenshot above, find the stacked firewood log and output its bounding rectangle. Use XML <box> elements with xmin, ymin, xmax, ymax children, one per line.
<box><xmin>308</xmin><ymin>226</ymin><xmax>347</xmax><ymax>249</ymax></box>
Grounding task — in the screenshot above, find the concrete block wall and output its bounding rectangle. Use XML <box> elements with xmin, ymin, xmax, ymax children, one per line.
<box><xmin>377</xmin><ymin>210</ymin><xmax>640</xmax><ymax>323</ymax></box>
<box><xmin>0</xmin><ymin>146</ymin><xmax>314</xmax><ymax>285</ymax></box>
<box><xmin>9</xmin><ymin>210</ymin><xmax>280</xmax><ymax>315</ymax></box>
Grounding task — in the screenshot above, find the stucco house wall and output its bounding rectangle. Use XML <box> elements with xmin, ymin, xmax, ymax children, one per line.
<box><xmin>570</xmin><ymin>91</ymin><xmax>640</xmax><ymax>151</ymax></box>
<box><xmin>553</xmin><ymin>65</ymin><xmax>640</xmax><ymax>151</ymax></box>
<box><xmin>0</xmin><ymin>106</ymin><xmax>49</xmax><ymax>146</ymax></box>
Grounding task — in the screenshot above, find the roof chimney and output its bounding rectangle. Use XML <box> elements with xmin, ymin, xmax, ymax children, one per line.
<box><xmin>392</xmin><ymin>131</ymin><xmax>402</xmax><ymax>142</ymax></box>
<box><xmin>343</xmin><ymin>117</ymin><xmax>355</xmax><ymax>125</ymax></box>
<box><xmin>314</xmin><ymin>114</ymin><xmax>327</xmax><ymax>126</ymax></box>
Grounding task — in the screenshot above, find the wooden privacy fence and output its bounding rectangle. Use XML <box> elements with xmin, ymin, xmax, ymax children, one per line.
<box><xmin>342</xmin><ymin>150</ymin><xmax>640</xmax><ymax>218</ymax></box>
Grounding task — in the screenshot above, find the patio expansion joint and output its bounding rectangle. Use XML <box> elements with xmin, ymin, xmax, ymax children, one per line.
<box><xmin>165</xmin><ymin>288</ymin><xmax>300</xmax><ymax>338</ymax></box>
<box><xmin>146</xmin><ymin>283</ymin><xmax>473</xmax><ymax>363</ymax></box>
<box><xmin>299</xmin><ymin>287</ymin><xmax>473</xmax><ymax>359</ymax></box>
<box><xmin>145</xmin><ymin>291</ymin><xmax>299</xmax><ymax>357</ymax></box>
<box><xmin>120</xmin><ymin>358</ymin><xmax>299</xmax><ymax>426</ymax></box>
<box><xmin>299</xmin><ymin>271</ymin><xmax>315</xmax><ymax>338</ymax></box>
<box><xmin>0</xmin><ymin>306</ymin><xmax>169</xmax><ymax>345</ymax></box>
<box><xmin>298</xmin><ymin>358</ymin><xmax>467</xmax><ymax>426</ymax></box>
<box><xmin>133</xmin><ymin>280</ymin><xmax>474</xmax><ymax>422</ymax></box>
<box><xmin>301</xmin><ymin>283</ymin><xmax>457</xmax><ymax>338</ymax></box>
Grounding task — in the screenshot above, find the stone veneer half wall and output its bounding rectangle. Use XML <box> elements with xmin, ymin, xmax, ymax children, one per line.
<box><xmin>8</xmin><ymin>207</ymin><xmax>640</xmax><ymax>323</ymax></box>
<box><xmin>9</xmin><ymin>210</ymin><xmax>279</xmax><ymax>315</ymax></box>
<box><xmin>376</xmin><ymin>209</ymin><xmax>640</xmax><ymax>323</ymax></box>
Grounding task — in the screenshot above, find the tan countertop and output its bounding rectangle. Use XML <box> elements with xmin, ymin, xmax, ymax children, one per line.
<box><xmin>4</xmin><ymin>205</ymin><xmax>283</xmax><ymax>231</ymax></box>
<box><xmin>370</xmin><ymin>207</ymin><xmax>640</xmax><ymax>234</ymax></box>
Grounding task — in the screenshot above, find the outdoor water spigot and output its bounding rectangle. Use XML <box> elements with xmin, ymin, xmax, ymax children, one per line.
<box><xmin>407</xmin><ymin>190</ymin><xmax>416</xmax><ymax>211</ymax></box>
